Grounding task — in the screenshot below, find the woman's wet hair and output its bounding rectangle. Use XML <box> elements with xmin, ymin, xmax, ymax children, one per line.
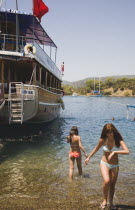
<box><xmin>69</xmin><ymin>126</ymin><xmax>78</xmax><ymax>143</ymax></box>
<box><xmin>100</xmin><ymin>123</ymin><xmax>123</xmax><ymax>147</ymax></box>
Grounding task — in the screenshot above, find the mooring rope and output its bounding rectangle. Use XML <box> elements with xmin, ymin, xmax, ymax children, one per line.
<box><xmin>92</xmin><ymin>97</ymin><xmax>127</xmax><ymax>106</ymax></box>
<box><xmin>90</xmin><ymin>97</ymin><xmax>135</xmax><ymax>119</ymax></box>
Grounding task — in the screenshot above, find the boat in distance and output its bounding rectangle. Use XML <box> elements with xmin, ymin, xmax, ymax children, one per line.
<box><xmin>72</xmin><ymin>92</ymin><xmax>78</xmax><ymax>96</ymax></box>
<box><xmin>89</xmin><ymin>90</ymin><xmax>102</xmax><ymax>97</ymax></box>
<box><xmin>0</xmin><ymin>8</ymin><xmax>64</xmax><ymax>125</ymax></box>
<box><xmin>89</xmin><ymin>78</ymin><xmax>102</xmax><ymax>97</ymax></box>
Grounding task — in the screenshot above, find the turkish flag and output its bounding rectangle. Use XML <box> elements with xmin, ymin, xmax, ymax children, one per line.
<box><xmin>33</xmin><ymin>0</ymin><xmax>49</xmax><ymax>22</ymax></box>
<box><xmin>61</xmin><ymin>62</ymin><xmax>64</xmax><ymax>72</ymax></box>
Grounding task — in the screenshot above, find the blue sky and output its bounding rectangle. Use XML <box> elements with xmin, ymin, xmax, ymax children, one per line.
<box><xmin>2</xmin><ymin>0</ymin><xmax>135</xmax><ymax>81</ymax></box>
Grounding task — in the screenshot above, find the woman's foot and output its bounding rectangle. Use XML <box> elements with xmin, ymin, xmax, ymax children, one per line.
<box><xmin>100</xmin><ymin>203</ymin><xmax>107</xmax><ymax>209</ymax></box>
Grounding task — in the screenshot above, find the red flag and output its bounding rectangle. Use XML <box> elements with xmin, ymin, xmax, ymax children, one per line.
<box><xmin>61</xmin><ymin>62</ymin><xmax>64</xmax><ymax>73</ymax></box>
<box><xmin>33</xmin><ymin>0</ymin><xmax>49</xmax><ymax>22</ymax></box>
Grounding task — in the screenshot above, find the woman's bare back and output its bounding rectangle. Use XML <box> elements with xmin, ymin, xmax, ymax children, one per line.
<box><xmin>68</xmin><ymin>135</ymin><xmax>80</xmax><ymax>152</ymax></box>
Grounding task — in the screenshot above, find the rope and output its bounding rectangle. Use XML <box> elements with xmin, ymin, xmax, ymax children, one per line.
<box><xmin>90</xmin><ymin>97</ymin><xmax>135</xmax><ymax>119</ymax></box>
<box><xmin>90</xmin><ymin>97</ymin><xmax>127</xmax><ymax>106</ymax></box>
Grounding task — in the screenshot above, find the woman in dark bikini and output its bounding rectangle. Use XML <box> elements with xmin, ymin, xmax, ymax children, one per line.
<box><xmin>67</xmin><ymin>126</ymin><xmax>88</xmax><ymax>181</ymax></box>
<box><xmin>85</xmin><ymin>123</ymin><xmax>129</xmax><ymax>209</ymax></box>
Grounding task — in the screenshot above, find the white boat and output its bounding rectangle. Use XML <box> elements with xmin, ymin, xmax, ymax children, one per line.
<box><xmin>0</xmin><ymin>6</ymin><xmax>64</xmax><ymax>124</ymax></box>
<box><xmin>72</xmin><ymin>92</ymin><xmax>78</xmax><ymax>96</ymax></box>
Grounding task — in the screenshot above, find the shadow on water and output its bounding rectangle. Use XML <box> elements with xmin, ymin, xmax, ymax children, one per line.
<box><xmin>0</xmin><ymin>117</ymin><xmax>66</xmax><ymax>163</ymax></box>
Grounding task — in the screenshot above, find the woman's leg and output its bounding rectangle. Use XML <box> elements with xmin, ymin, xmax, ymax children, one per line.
<box><xmin>69</xmin><ymin>156</ymin><xmax>75</xmax><ymax>180</ymax></box>
<box><xmin>76</xmin><ymin>154</ymin><xmax>82</xmax><ymax>176</ymax></box>
<box><xmin>100</xmin><ymin>162</ymin><xmax>110</xmax><ymax>206</ymax></box>
<box><xmin>109</xmin><ymin>167</ymin><xmax>119</xmax><ymax>207</ymax></box>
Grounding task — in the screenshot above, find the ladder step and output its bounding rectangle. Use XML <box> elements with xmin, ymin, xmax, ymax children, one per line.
<box><xmin>11</xmin><ymin>109</ymin><xmax>22</xmax><ymax>112</ymax></box>
<box><xmin>11</xmin><ymin>114</ymin><xmax>22</xmax><ymax>117</ymax></box>
<box><xmin>10</xmin><ymin>119</ymin><xmax>22</xmax><ymax>122</ymax></box>
<box><xmin>10</xmin><ymin>98</ymin><xmax>22</xmax><ymax>101</ymax></box>
<box><xmin>11</xmin><ymin>107</ymin><xmax>22</xmax><ymax>112</ymax></box>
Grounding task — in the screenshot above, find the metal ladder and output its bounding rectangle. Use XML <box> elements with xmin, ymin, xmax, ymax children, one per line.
<box><xmin>8</xmin><ymin>82</ymin><xmax>24</xmax><ymax>124</ymax></box>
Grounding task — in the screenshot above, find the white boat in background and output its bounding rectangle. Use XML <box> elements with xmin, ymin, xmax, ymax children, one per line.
<box><xmin>0</xmin><ymin>5</ymin><xmax>64</xmax><ymax>124</ymax></box>
<box><xmin>72</xmin><ymin>92</ymin><xmax>78</xmax><ymax>96</ymax></box>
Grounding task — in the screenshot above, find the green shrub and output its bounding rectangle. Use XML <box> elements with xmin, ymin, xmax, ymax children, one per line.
<box><xmin>120</xmin><ymin>87</ymin><xmax>124</xmax><ymax>91</ymax></box>
<box><xmin>124</xmin><ymin>92</ymin><xmax>130</xmax><ymax>97</ymax></box>
<box><xmin>132</xmin><ymin>90</ymin><xmax>135</xmax><ymax>95</ymax></box>
<box><xmin>114</xmin><ymin>88</ymin><xmax>118</xmax><ymax>93</ymax></box>
<box><xmin>103</xmin><ymin>91</ymin><xmax>112</xmax><ymax>96</ymax></box>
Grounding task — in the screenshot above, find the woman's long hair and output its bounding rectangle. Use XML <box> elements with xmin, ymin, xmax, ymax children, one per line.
<box><xmin>100</xmin><ymin>123</ymin><xmax>123</xmax><ymax>147</ymax></box>
<box><xmin>69</xmin><ymin>126</ymin><xmax>78</xmax><ymax>143</ymax></box>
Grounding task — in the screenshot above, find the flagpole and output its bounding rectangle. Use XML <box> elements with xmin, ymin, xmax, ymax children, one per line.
<box><xmin>99</xmin><ymin>77</ymin><xmax>100</xmax><ymax>94</ymax></box>
<box><xmin>32</xmin><ymin>0</ymin><xmax>35</xmax><ymax>44</ymax></box>
<box><xmin>32</xmin><ymin>0</ymin><xmax>33</xmax><ymax>13</ymax></box>
<box><xmin>16</xmin><ymin>0</ymin><xmax>19</xmax><ymax>51</ymax></box>
<box><xmin>0</xmin><ymin>0</ymin><xmax>3</xmax><ymax>8</ymax></box>
<box><xmin>16</xmin><ymin>0</ymin><xmax>18</xmax><ymax>10</ymax></box>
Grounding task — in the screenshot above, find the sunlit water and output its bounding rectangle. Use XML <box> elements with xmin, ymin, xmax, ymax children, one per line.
<box><xmin>0</xmin><ymin>96</ymin><xmax>135</xmax><ymax>209</ymax></box>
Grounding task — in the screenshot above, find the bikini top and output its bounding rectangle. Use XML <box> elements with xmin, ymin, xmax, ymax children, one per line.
<box><xmin>103</xmin><ymin>145</ymin><xmax>111</xmax><ymax>152</ymax></box>
<box><xmin>103</xmin><ymin>140</ymin><xmax>116</xmax><ymax>153</ymax></box>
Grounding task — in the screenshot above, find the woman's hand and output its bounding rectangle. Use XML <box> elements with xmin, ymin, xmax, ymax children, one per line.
<box><xmin>85</xmin><ymin>157</ymin><xmax>90</xmax><ymax>165</ymax></box>
<box><xmin>85</xmin><ymin>153</ymin><xmax>88</xmax><ymax>158</ymax></box>
<box><xmin>108</xmin><ymin>151</ymin><xmax>115</xmax><ymax>161</ymax></box>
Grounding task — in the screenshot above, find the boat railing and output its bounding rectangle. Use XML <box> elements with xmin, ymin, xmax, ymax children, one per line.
<box><xmin>47</xmin><ymin>86</ymin><xmax>63</xmax><ymax>94</ymax></box>
<box><xmin>0</xmin><ymin>33</ymin><xmax>26</xmax><ymax>52</ymax></box>
<box><xmin>0</xmin><ymin>33</ymin><xmax>62</xmax><ymax>79</ymax></box>
<box><xmin>33</xmin><ymin>41</ymin><xmax>62</xmax><ymax>79</ymax></box>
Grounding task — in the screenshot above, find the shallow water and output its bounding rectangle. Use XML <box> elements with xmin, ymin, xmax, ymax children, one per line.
<box><xmin>0</xmin><ymin>96</ymin><xmax>135</xmax><ymax>209</ymax></box>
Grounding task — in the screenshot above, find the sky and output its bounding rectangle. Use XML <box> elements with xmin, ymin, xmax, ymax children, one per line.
<box><xmin>1</xmin><ymin>0</ymin><xmax>135</xmax><ymax>81</ymax></box>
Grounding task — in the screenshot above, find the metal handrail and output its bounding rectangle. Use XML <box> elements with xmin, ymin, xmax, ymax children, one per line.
<box><xmin>0</xmin><ymin>33</ymin><xmax>28</xmax><ymax>52</ymax></box>
<box><xmin>47</xmin><ymin>86</ymin><xmax>63</xmax><ymax>94</ymax></box>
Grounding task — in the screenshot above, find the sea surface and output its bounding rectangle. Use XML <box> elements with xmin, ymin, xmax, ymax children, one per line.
<box><xmin>0</xmin><ymin>96</ymin><xmax>135</xmax><ymax>209</ymax></box>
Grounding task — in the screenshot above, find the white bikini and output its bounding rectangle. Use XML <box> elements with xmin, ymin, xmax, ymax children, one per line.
<box><xmin>101</xmin><ymin>145</ymin><xmax>119</xmax><ymax>169</ymax></box>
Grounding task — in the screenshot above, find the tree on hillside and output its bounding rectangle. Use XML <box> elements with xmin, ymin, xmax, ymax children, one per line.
<box><xmin>62</xmin><ymin>77</ymin><xmax>135</xmax><ymax>96</ymax></box>
<box><xmin>86</xmin><ymin>80</ymin><xmax>94</xmax><ymax>92</ymax></box>
<box><xmin>62</xmin><ymin>84</ymin><xmax>74</xmax><ymax>95</ymax></box>
<box><xmin>86</xmin><ymin>79</ymin><xmax>103</xmax><ymax>93</ymax></box>
<box><xmin>104</xmin><ymin>77</ymin><xmax>115</xmax><ymax>88</ymax></box>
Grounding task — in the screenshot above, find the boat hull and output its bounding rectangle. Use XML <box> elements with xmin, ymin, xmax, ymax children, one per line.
<box><xmin>0</xmin><ymin>85</ymin><xmax>63</xmax><ymax>125</ymax></box>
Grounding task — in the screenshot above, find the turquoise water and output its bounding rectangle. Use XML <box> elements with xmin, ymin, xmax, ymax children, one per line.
<box><xmin>0</xmin><ymin>96</ymin><xmax>135</xmax><ymax>209</ymax></box>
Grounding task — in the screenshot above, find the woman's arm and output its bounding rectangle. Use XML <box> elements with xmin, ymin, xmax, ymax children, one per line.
<box><xmin>78</xmin><ymin>137</ymin><xmax>88</xmax><ymax>157</ymax></box>
<box><xmin>115</xmin><ymin>140</ymin><xmax>129</xmax><ymax>154</ymax></box>
<box><xmin>85</xmin><ymin>138</ymin><xmax>104</xmax><ymax>164</ymax></box>
<box><xmin>108</xmin><ymin>140</ymin><xmax>129</xmax><ymax>160</ymax></box>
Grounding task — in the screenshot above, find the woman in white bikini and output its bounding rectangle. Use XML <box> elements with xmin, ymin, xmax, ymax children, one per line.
<box><xmin>67</xmin><ymin>126</ymin><xmax>88</xmax><ymax>181</ymax></box>
<box><xmin>85</xmin><ymin>123</ymin><xmax>129</xmax><ymax>209</ymax></box>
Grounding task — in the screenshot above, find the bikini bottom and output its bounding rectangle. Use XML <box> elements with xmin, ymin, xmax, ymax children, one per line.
<box><xmin>101</xmin><ymin>160</ymin><xmax>119</xmax><ymax>170</ymax></box>
<box><xmin>69</xmin><ymin>151</ymin><xmax>80</xmax><ymax>158</ymax></box>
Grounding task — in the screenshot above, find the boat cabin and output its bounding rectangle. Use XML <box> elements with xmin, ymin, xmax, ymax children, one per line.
<box><xmin>0</xmin><ymin>9</ymin><xmax>62</xmax><ymax>95</ymax></box>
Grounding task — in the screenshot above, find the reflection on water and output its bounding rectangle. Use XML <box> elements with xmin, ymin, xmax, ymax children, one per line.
<box><xmin>0</xmin><ymin>96</ymin><xmax>135</xmax><ymax>209</ymax></box>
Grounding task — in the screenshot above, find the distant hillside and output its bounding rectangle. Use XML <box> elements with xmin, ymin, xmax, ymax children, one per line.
<box><xmin>62</xmin><ymin>75</ymin><xmax>135</xmax><ymax>88</ymax></box>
